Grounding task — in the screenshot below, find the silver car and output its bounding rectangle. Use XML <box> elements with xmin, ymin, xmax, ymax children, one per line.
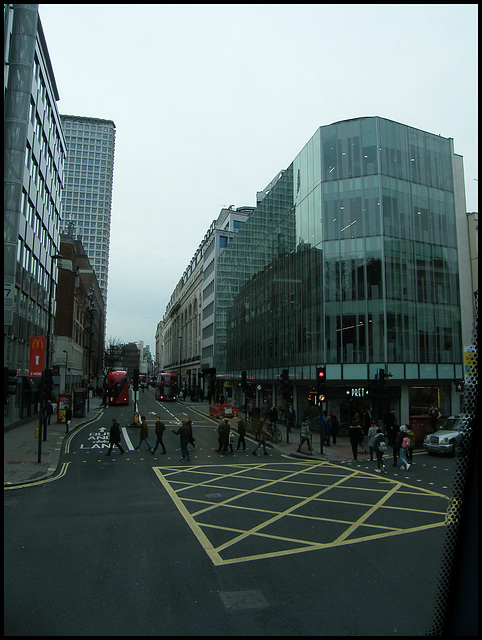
<box><xmin>423</xmin><ymin>415</ymin><xmax>469</xmax><ymax>457</ymax></box>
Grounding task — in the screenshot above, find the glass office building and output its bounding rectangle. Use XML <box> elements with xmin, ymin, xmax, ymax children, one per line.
<box><xmin>219</xmin><ymin>117</ymin><xmax>466</xmax><ymax>424</ymax></box>
<box><xmin>59</xmin><ymin>115</ymin><xmax>116</xmax><ymax>303</ymax></box>
<box><xmin>4</xmin><ymin>5</ymin><xmax>66</xmax><ymax>426</ymax></box>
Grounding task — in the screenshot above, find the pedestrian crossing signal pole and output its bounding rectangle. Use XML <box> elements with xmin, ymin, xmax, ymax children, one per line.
<box><xmin>133</xmin><ymin>369</ymin><xmax>139</xmax><ymax>425</ymax></box>
<box><xmin>316</xmin><ymin>367</ymin><xmax>326</xmax><ymax>454</ymax></box>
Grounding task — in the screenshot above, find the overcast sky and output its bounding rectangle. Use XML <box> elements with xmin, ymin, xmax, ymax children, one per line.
<box><xmin>38</xmin><ymin>4</ymin><xmax>478</xmax><ymax>351</ymax></box>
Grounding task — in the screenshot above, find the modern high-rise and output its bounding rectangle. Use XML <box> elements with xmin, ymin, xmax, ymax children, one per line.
<box><xmin>4</xmin><ymin>5</ymin><xmax>66</xmax><ymax>426</ymax></box>
<box><xmin>59</xmin><ymin>115</ymin><xmax>116</xmax><ymax>303</ymax></box>
<box><xmin>218</xmin><ymin>117</ymin><xmax>471</xmax><ymax>426</ymax></box>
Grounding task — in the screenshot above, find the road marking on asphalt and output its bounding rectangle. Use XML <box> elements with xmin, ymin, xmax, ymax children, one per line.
<box><xmin>4</xmin><ymin>462</ymin><xmax>71</xmax><ymax>490</ymax></box>
<box><xmin>153</xmin><ymin>461</ymin><xmax>451</xmax><ymax>565</ymax></box>
<box><xmin>122</xmin><ymin>427</ymin><xmax>135</xmax><ymax>450</ymax></box>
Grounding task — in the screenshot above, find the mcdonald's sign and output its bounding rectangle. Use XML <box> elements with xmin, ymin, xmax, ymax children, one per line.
<box><xmin>29</xmin><ymin>336</ymin><xmax>46</xmax><ymax>377</ymax></box>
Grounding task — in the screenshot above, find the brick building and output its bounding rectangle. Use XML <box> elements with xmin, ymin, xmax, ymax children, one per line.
<box><xmin>52</xmin><ymin>233</ymin><xmax>105</xmax><ymax>393</ymax></box>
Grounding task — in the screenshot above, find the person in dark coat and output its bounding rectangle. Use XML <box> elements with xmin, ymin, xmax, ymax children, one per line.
<box><xmin>373</xmin><ymin>428</ymin><xmax>386</xmax><ymax>473</ymax></box>
<box><xmin>149</xmin><ymin>416</ymin><xmax>166</xmax><ymax>455</ymax></box>
<box><xmin>215</xmin><ymin>417</ymin><xmax>229</xmax><ymax>453</ymax></box>
<box><xmin>384</xmin><ymin>408</ymin><xmax>399</xmax><ymax>466</ymax></box>
<box><xmin>135</xmin><ymin>416</ymin><xmax>153</xmax><ymax>452</ymax></box>
<box><xmin>185</xmin><ymin>417</ymin><xmax>196</xmax><ymax>451</ymax></box>
<box><xmin>65</xmin><ymin>407</ymin><xmax>72</xmax><ymax>434</ymax></box>
<box><xmin>47</xmin><ymin>401</ymin><xmax>54</xmax><ymax>425</ymax></box>
<box><xmin>236</xmin><ymin>417</ymin><xmax>247</xmax><ymax>451</ymax></box>
<box><xmin>349</xmin><ymin>413</ymin><xmax>364</xmax><ymax>460</ymax></box>
<box><xmin>329</xmin><ymin>411</ymin><xmax>339</xmax><ymax>444</ymax></box>
<box><xmin>287</xmin><ymin>404</ymin><xmax>296</xmax><ymax>432</ymax></box>
<box><xmin>268</xmin><ymin>405</ymin><xmax>278</xmax><ymax>428</ymax></box>
<box><xmin>172</xmin><ymin>418</ymin><xmax>191</xmax><ymax>462</ymax></box>
<box><xmin>106</xmin><ymin>418</ymin><xmax>125</xmax><ymax>456</ymax></box>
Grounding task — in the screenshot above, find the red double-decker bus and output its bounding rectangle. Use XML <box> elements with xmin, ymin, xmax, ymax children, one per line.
<box><xmin>155</xmin><ymin>372</ymin><xmax>178</xmax><ymax>401</ymax></box>
<box><xmin>107</xmin><ymin>370</ymin><xmax>129</xmax><ymax>405</ymax></box>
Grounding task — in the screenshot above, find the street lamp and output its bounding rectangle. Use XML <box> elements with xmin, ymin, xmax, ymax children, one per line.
<box><xmin>63</xmin><ymin>349</ymin><xmax>68</xmax><ymax>393</ymax></box>
<box><xmin>85</xmin><ymin>289</ymin><xmax>95</xmax><ymax>413</ymax></box>
<box><xmin>178</xmin><ymin>335</ymin><xmax>182</xmax><ymax>398</ymax></box>
<box><xmin>38</xmin><ymin>252</ymin><xmax>62</xmax><ymax>460</ymax></box>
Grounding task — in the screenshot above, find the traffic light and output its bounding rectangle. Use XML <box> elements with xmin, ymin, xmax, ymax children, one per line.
<box><xmin>40</xmin><ymin>368</ymin><xmax>53</xmax><ymax>399</ymax></box>
<box><xmin>316</xmin><ymin>366</ymin><xmax>326</xmax><ymax>392</ymax></box>
<box><xmin>4</xmin><ymin>367</ymin><xmax>17</xmax><ymax>403</ymax></box>
<box><xmin>133</xmin><ymin>368</ymin><xmax>139</xmax><ymax>391</ymax></box>
<box><xmin>241</xmin><ymin>371</ymin><xmax>247</xmax><ymax>391</ymax></box>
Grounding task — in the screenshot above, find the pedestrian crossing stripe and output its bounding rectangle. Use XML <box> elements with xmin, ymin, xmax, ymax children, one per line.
<box><xmin>153</xmin><ymin>461</ymin><xmax>450</xmax><ymax>566</ymax></box>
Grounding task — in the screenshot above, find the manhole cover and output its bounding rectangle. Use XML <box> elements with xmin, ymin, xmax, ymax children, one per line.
<box><xmin>219</xmin><ymin>590</ymin><xmax>269</xmax><ymax>611</ymax></box>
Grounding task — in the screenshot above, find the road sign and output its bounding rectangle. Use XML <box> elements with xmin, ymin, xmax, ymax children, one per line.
<box><xmin>29</xmin><ymin>336</ymin><xmax>46</xmax><ymax>377</ymax></box>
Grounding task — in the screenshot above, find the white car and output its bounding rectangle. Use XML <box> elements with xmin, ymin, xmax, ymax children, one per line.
<box><xmin>423</xmin><ymin>415</ymin><xmax>470</xmax><ymax>457</ymax></box>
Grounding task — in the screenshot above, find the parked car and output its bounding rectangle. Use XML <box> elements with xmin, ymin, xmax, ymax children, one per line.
<box><xmin>423</xmin><ymin>414</ymin><xmax>470</xmax><ymax>457</ymax></box>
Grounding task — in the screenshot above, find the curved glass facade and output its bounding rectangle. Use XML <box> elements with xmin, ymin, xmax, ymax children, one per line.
<box><xmin>219</xmin><ymin>117</ymin><xmax>462</xmax><ymax>382</ymax></box>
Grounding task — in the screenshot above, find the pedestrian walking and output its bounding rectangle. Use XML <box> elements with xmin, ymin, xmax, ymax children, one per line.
<box><xmin>407</xmin><ymin>425</ymin><xmax>415</xmax><ymax>464</ymax></box>
<box><xmin>135</xmin><ymin>415</ymin><xmax>153</xmax><ymax>452</ymax></box>
<box><xmin>373</xmin><ymin>428</ymin><xmax>387</xmax><ymax>473</ymax></box>
<box><xmin>398</xmin><ymin>425</ymin><xmax>411</xmax><ymax>471</ymax></box>
<box><xmin>268</xmin><ymin>405</ymin><xmax>278</xmax><ymax>429</ymax></box>
<box><xmin>172</xmin><ymin>418</ymin><xmax>192</xmax><ymax>462</ymax></box>
<box><xmin>349</xmin><ymin>413</ymin><xmax>364</xmax><ymax>460</ymax></box>
<box><xmin>65</xmin><ymin>406</ymin><xmax>72</xmax><ymax>434</ymax></box>
<box><xmin>368</xmin><ymin>422</ymin><xmax>379</xmax><ymax>461</ymax></box>
<box><xmin>236</xmin><ymin>417</ymin><xmax>247</xmax><ymax>451</ymax></box>
<box><xmin>297</xmin><ymin>419</ymin><xmax>312</xmax><ymax>453</ymax></box>
<box><xmin>252</xmin><ymin>422</ymin><xmax>269</xmax><ymax>456</ymax></box>
<box><xmin>47</xmin><ymin>401</ymin><xmax>54</xmax><ymax>425</ymax></box>
<box><xmin>247</xmin><ymin>400</ymin><xmax>254</xmax><ymax>426</ymax></box>
<box><xmin>428</xmin><ymin>405</ymin><xmax>440</xmax><ymax>431</ymax></box>
<box><xmin>359</xmin><ymin>423</ymin><xmax>368</xmax><ymax>455</ymax></box>
<box><xmin>287</xmin><ymin>404</ymin><xmax>296</xmax><ymax>432</ymax></box>
<box><xmin>184</xmin><ymin>417</ymin><xmax>196</xmax><ymax>451</ymax></box>
<box><xmin>384</xmin><ymin>408</ymin><xmax>399</xmax><ymax>466</ymax></box>
<box><xmin>149</xmin><ymin>416</ymin><xmax>166</xmax><ymax>455</ymax></box>
<box><xmin>364</xmin><ymin>405</ymin><xmax>376</xmax><ymax>434</ymax></box>
<box><xmin>215</xmin><ymin>417</ymin><xmax>230</xmax><ymax>453</ymax></box>
<box><xmin>323</xmin><ymin>411</ymin><xmax>332</xmax><ymax>446</ymax></box>
<box><xmin>228</xmin><ymin>422</ymin><xmax>235</xmax><ymax>453</ymax></box>
<box><xmin>106</xmin><ymin>418</ymin><xmax>125</xmax><ymax>456</ymax></box>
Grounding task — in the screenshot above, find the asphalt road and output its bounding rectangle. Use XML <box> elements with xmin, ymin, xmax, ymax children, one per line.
<box><xmin>4</xmin><ymin>390</ymin><xmax>459</xmax><ymax>636</ymax></box>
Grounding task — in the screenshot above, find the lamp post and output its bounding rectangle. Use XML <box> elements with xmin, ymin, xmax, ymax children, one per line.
<box><xmin>85</xmin><ymin>289</ymin><xmax>95</xmax><ymax>413</ymax></box>
<box><xmin>178</xmin><ymin>335</ymin><xmax>182</xmax><ymax>398</ymax></box>
<box><xmin>63</xmin><ymin>349</ymin><xmax>68</xmax><ymax>393</ymax></box>
<box><xmin>43</xmin><ymin>252</ymin><xmax>62</xmax><ymax>441</ymax></box>
<box><xmin>38</xmin><ymin>252</ymin><xmax>61</xmax><ymax>460</ymax></box>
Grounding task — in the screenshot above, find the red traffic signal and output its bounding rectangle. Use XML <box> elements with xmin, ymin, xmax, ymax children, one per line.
<box><xmin>316</xmin><ymin>367</ymin><xmax>326</xmax><ymax>380</ymax></box>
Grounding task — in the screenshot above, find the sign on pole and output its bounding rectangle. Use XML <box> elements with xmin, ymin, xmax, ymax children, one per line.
<box><xmin>29</xmin><ymin>336</ymin><xmax>46</xmax><ymax>377</ymax></box>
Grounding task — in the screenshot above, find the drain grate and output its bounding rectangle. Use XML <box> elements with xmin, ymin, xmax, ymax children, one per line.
<box><xmin>219</xmin><ymin>590</ymin><xmax>269</xmax><ymax>611</ymax></box>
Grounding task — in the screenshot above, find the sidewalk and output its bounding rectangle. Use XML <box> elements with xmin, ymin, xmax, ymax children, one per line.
<box><xmin>4</xmin><ymin>396</ymin><xmax>104</xmax><ymax>487</ymax></box>
<box><xmin>270</xmin><ymin>428</ymin><xmax>356</xmax><ymax>462</ymax></box>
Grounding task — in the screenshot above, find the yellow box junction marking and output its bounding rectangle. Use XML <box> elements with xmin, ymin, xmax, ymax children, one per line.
<box><xmin>153</xmin><ymin>461</ymin><xmax>450</xmax><ymax>566</ymax></box>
